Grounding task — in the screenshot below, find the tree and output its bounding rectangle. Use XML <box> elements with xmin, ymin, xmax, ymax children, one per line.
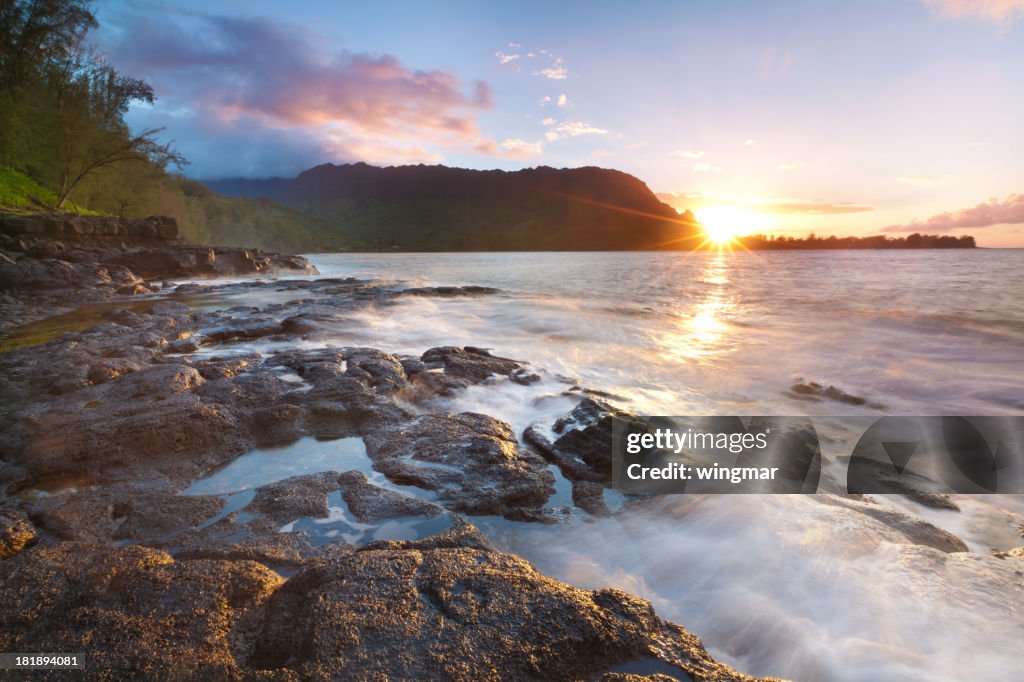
<box><xmin>1</xmin><ymin>1</ymin><xmax>185</xmax><ymax>208</ymax></box>
<box><xmin>48</xmin><ymin>46</ymin><xmax>186</xmax><ymax>207</ymax></box>
<box><xmin>0</xmin><ymin>0</ymin><xmax>96</xmax><ymax>89</ymax></box>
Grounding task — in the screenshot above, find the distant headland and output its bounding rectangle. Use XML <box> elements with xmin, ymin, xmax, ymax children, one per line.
<box><xmin>208</xmin><ymin>163</ymin><xmax>976</xmax><ymax>252</ymax></box>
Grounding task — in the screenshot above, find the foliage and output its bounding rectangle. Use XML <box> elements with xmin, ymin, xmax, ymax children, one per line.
<box><xmin>738</xmin><ymin>233</ymin><xmax>976</xmax><ymax>250</ymax></box>
<box><xmin>0</xmin><ymin>165</ymin><xmax>95</xmax><ymax>213</ymax></box>
<box><xmin>0</xmin><ymin>0</ymin><xmax>343</xmax><ymax>250</ymax></box>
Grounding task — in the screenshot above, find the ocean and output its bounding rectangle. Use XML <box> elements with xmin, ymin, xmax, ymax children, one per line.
<box><xmin>206</xmin><ymin>249</ymin><xmax>1024</xmax><ymax>681</ymax></box>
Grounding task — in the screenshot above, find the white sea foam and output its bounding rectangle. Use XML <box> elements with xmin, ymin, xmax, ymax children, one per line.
<box><xmin>192</xmin><ymin>250</ymin><xmax>1024</xmax><ymax>681</ymax></box>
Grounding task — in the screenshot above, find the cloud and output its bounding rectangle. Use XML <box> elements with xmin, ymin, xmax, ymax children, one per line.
<box><xmin>921</xmin><ymin>0</ymin><xmax>1024</xmax><ymax>23</ymax></box>
<box><xmin>541</xmin><ymin>117</ymin><xmax>557</xmax><ymax>126</ymax></box>
<box><xmin>556</xmin><ymin>93</ymin><xmax>570</xmax><ymax>108</ymax></box>
<box><xmin>539</xmin><ymin>95</ymin><xmax>552</xmax><ymax>106</ymax></box>
<box><xmin>778</xmin><ymin>161</ymin><xmax>809</xmax><ymax>171</ymax></box>
<box><xmin>692</xmin><ymin>162</ymin><xmax>721</xmax><ymax>172</ymax></box>
<box><xmin>897</xmin><ymin>175</ymin><xmax>955</xmax><ymax>186</ymax></box>
<box><xmin>495</xmin><ymin>51</ymin><xmax>521</xmax><ymax>69</ymax></box>
<box><xmin>99</xmin><ymin>10</ymin><xmax>496</xmax><ymax>174</ymax></box>
<box><xmin>744</xmin><ymin>139</ymin><xmax>756</xmax><ymax>146</ymax></box>
<box><xmin>657</xmin><ymin>192</ymin><xmax>873</xmax><ymax>215</ymax></box>
<box><xmin>669</xmin><ymin>149</ymin><xmax>705</xmax><ymax>159</ymax></box>
<box><xmin>534</xmin><ymin>57</ymin><xmax>568</xmax><ymax>80</ymax></box>
<box><xmin>544</xmin><ymin>120</ymin><xmax>608</xmax><ymax>141</ymax></box>
<box><xmin>882</xmin><ymin>192</ymin><xmax>1024</xmax><ymax>232</ymax></box>
<box><xmin>499</xmin><ymin>138</ymin><xmax>543</xmax><ymax>158</ymax></box>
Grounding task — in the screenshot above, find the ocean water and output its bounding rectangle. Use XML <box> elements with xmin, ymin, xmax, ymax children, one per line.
<box><xmin>309</xmin><ymin>249</ymin><xmax>1024</xmax><ymax>418</ymax></box>
<box><xmin>205</xmin><ymin>250</ymin><xmax>1024</xmax><ymax>681</ymax></box>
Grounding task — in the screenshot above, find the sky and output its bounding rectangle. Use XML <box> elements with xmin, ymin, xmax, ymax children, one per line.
<box><xmin>94</xmin><ymin>0</ymin><xmax>1024</xmax><ymax>246</ymax></box>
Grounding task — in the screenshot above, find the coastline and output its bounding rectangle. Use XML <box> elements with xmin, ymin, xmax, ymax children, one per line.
<box><xmin>2</xmin><ymin>217</ymin><xmax>1021</xmax><ymax>680</ymax></box>
<box><xmin>0</xmin><ymin>219</ymin><xmax>781</xmax><ymax>680</ymax></box>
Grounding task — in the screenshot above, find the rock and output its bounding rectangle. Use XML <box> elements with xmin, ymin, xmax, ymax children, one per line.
<box><xmin>993</xmin><ymin>547</ymin><xmax>1024</xmax><ymax>560</ymax></box>
<box><xmin>511</xmin><ymin>367</ymin><xmax>541</xmax><ymax>385</ymax></box>
<box><xmin>12</xmin><ymin>391</ymin><xmax>246</xmax><ymax>484</ymax></box>
<box><xmin>0</xmin><ymin>508</ymin><xmax>35</xmax><ymax>559</ymax></box>
<box><xmin>0</xmin><ymin>544</ymin><xmax>284</xmax><ymax>679</ymax></box>
<box><xmin>337</xmin><ymin>470</ymin><xmax>444</xmax><ymax>522</ymax></box>
<box><xmin>364</xmin><ymin>412</ymin><xmax>554</xmax><ymax>516</ymax></box>
<box><xmin>174</xmin><ymin>533</ymin><xmax>317</xmax><ymax>569</ymax></box>
<box><xmin>573</xmin><ymin>480</ymin><xmax>612</xmax><ymax>517</ymax></box>
<box><xmin>27</xmin><ymin>486</ymin><xmax>224</xmax><ymax>544</ymax></box>
<box><xmin>201</xmin><ymin>317</ymin><xmax>284</xmax><ymax>343</ymax></box>
<box><xmin>343</xmin><ymin>347</ymin><xmax>408</xmax><ymax>392</ymax></box>
<box><xmin>527</xmin><ymin>398</ymin><xmax>646</xmax><ymax>486</ymax></box>
<box><xmin>817</xmin><ymin>495</ymin><xmax>968</xmax><ymax>553</ymax></box>
<box><xmin>247</xmin><ymin>472</ymin><xmax>342</xmax><ymax>527</ymax></box>
<box><xmin>249</xmin><ymin>527</ymin><xmax>757</xmax><ymax>681</ymax></box>
<box><xmin>789</xmin><ymin>380</ymin><xmax>874</xmax><ymax>407</ymax></box>
<box><xmin>421</xmin><ymin>345</ymin><xmax>526</xmax><ymax>383</ymax></box>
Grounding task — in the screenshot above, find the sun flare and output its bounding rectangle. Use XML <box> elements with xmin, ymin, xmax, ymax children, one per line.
<box><xmin>696</xmin><ymin>206</ymin><xmax>766</xmax><ymax>246</ymax></box>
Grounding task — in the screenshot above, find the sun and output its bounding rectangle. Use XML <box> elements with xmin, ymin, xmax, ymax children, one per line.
<box><xmin>696</xmin><ymin>206</ymin><xmax>765</xmax><ymax>246</ymax></box>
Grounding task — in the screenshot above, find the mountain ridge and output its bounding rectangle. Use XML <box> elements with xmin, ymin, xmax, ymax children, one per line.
<box><xmin>207</xmin><ymin>163</ymin><xmax>701</xmax><ymax>252</ymax></box>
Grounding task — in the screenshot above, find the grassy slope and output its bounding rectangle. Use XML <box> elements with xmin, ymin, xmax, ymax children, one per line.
<box><xmin>0</xmin><ymin>167</ymin><xmax>97</xmax><ymax>214</ymax></box>
<box><xmin>0</xmin><ymin>167</ymin><xmax>361</xmax><ymax>252</ymax></box>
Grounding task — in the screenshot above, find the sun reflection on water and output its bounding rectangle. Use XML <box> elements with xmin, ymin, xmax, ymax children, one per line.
<box><xmin>660</xmin><ymin>252</ymin><xmax>737</xmax><ymax>362</ymax></box>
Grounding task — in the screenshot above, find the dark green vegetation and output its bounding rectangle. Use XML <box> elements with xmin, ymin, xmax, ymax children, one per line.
<box><xmin>210</xmin><ymin>162</ymin><xmax>703</xmax><ymax>251</ymax></box>
<box><xmin>0</xmin><ymin>1</ymin><xmax>355</xmax><ymax>252</ymax></box>
<box><xmin>739</xmin><ymin>233</ymin><xmax>976</xmax><ymax>250</ymax></box>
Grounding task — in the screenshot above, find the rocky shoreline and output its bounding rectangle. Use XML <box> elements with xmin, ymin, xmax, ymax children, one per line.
<box><xmin>0</xmin><ymin>213</ymin><xmax>317</xmax><ymax>335</ymax></box>
<box><xmin>0</xmin><ymin>218</ymin><xmax>992</xmax><ymax>680</ymax></box>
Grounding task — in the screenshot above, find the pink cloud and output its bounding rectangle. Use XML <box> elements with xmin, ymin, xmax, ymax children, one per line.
<box><xmin>101</xmin><ymin>11</ymin><xmax>495</xmax><ymax>166</ymax></box>
<box><xmin>922</xmin><ymin>0</ymin><xmax>1024</xmax><ymax>24</ymax></box>
<box><xmin>883</xmin><ymin>193</ymin><xmax>1024</xmax><ymax>232</ymax></box>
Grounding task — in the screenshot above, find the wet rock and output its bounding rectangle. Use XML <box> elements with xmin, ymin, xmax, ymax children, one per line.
<box><xmin>250</xmin><ymin>527</ymin><xmax>758</xmax><ymax>681</ymax></box>
<box><xmin>86</xmin><ymin>358</ymin><xmax>141</xmax><ymax>384</ymax></box>
<box><xmin>149</xmin><ymin>300</ymin><xmax>191</xmax><ymax>316</ymax></box>
<box><xmin>511</xmin><ymin>367</ymin><xmax>542</xmax><ymax>385</ymax></box>
<box><xmin>343</xmin><ymin>347</ymin><xmax>408</xmax><ymax>392</ymax></box>
<box><xmin>840</xmin><ymin>455</ymin><xmax>962</xmax><ymax>511</ymax></box>
<box><xmin>788</xmin><ymin>380</ymin><xmax>881</xmax><ymax>408</ymax></box>
<box><xmin>0</xmin><ymin>543</ymin><xmax>284</xmax><ymax>679</ymax></box>
<box><xmin>200</xmin><ymin>317</ymin><xmax>284</xmax><ymax>343</ymax></box>
<box><xmin>337</xmin><ymin>470</ymin><xmax>444</xmax><ymax>522</ymax></box>
<box><xmin>573</xmin><ymin>480</ymin><xmax>612</xmax><ymax>517</ymax></box>
<box><xmin>249</xmin><ymin>403</ymin><xmax>303</xmax><ymax>447</ymax></box>
<box><xmin>175</xmin><ymin>533</ymin><xmax>317</xmax><ymax>569</ymax></box>
<box><xmin>247</xmin><ymin>472</ymin><xmax>343</xmax><ymax>527</ymax></box>
<box><xmin>421</xmin><ymin>345</ymin><xmax>525</xmax><ymax>383</ymax></box>
<box><xmin>103</xmin><ymin>362</ymin><xmax>206</xmax><ymax>400</ymax></box>
<box><xmin>359</xmin><ymin>522</ymin><xmax>495</xmax><ymax>552</ymax></box>
<box><xmin>166</xmin><ymin>336</ymin><xmax>202</xmax><ymax>353</ymax></box>
<box><xmin>0</xmin><ymin>508</ymin><xmax>35</xmax><ymax>559</ymax></box>
<box><xmin>26</xmin><ymin>485</ymin><xmax>224</xmax><ymax>544</ymax></box>
<box><xmin>817</xmin><ymin>495</ymin><xmax>968</xmax><ymax>553</ymax></box>
<box><xmin>12</xmin><ymin>392</ymin><xmax>246</xmax><ymax>485</ymax></box>
<box><xmin>992</xmin><ymin>547</ymin><xmax>1024</xmax><ymax>560</ymax></box>
<box><xmin>401</xmin><ymin>285</ymin><xmax>502</xmax><ymax>297</ymax></box>
<box><xmin>527</xmin><ymin>398</ymin><xmax>647</xmax><ymax>486</ymax></box>
<box><xmin>364</xmin><ymin>412</ymin><xmax>554</xmax><ymax>516</ymax></box>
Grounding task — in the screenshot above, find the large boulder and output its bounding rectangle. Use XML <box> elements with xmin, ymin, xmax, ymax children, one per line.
<box><xmin>249</xmin><ymin>528</ymin><xmax>762</xmax><ymax>681</ymax></box>
<box><xmin>0</xmin><ymin>544</ymin><xmax>284</xmax><ymax>679</ymax></box>
<box><xmin>364</xmin><ymin>412</ymin><xmax>554</xmax><ymax>516</ymax></box>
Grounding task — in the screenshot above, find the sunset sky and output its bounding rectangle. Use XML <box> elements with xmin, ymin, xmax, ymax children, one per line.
<box><xmin>94</xmin><ymin>0</ymin><xmax>1024</xmax><ymax>246</ymax></box>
